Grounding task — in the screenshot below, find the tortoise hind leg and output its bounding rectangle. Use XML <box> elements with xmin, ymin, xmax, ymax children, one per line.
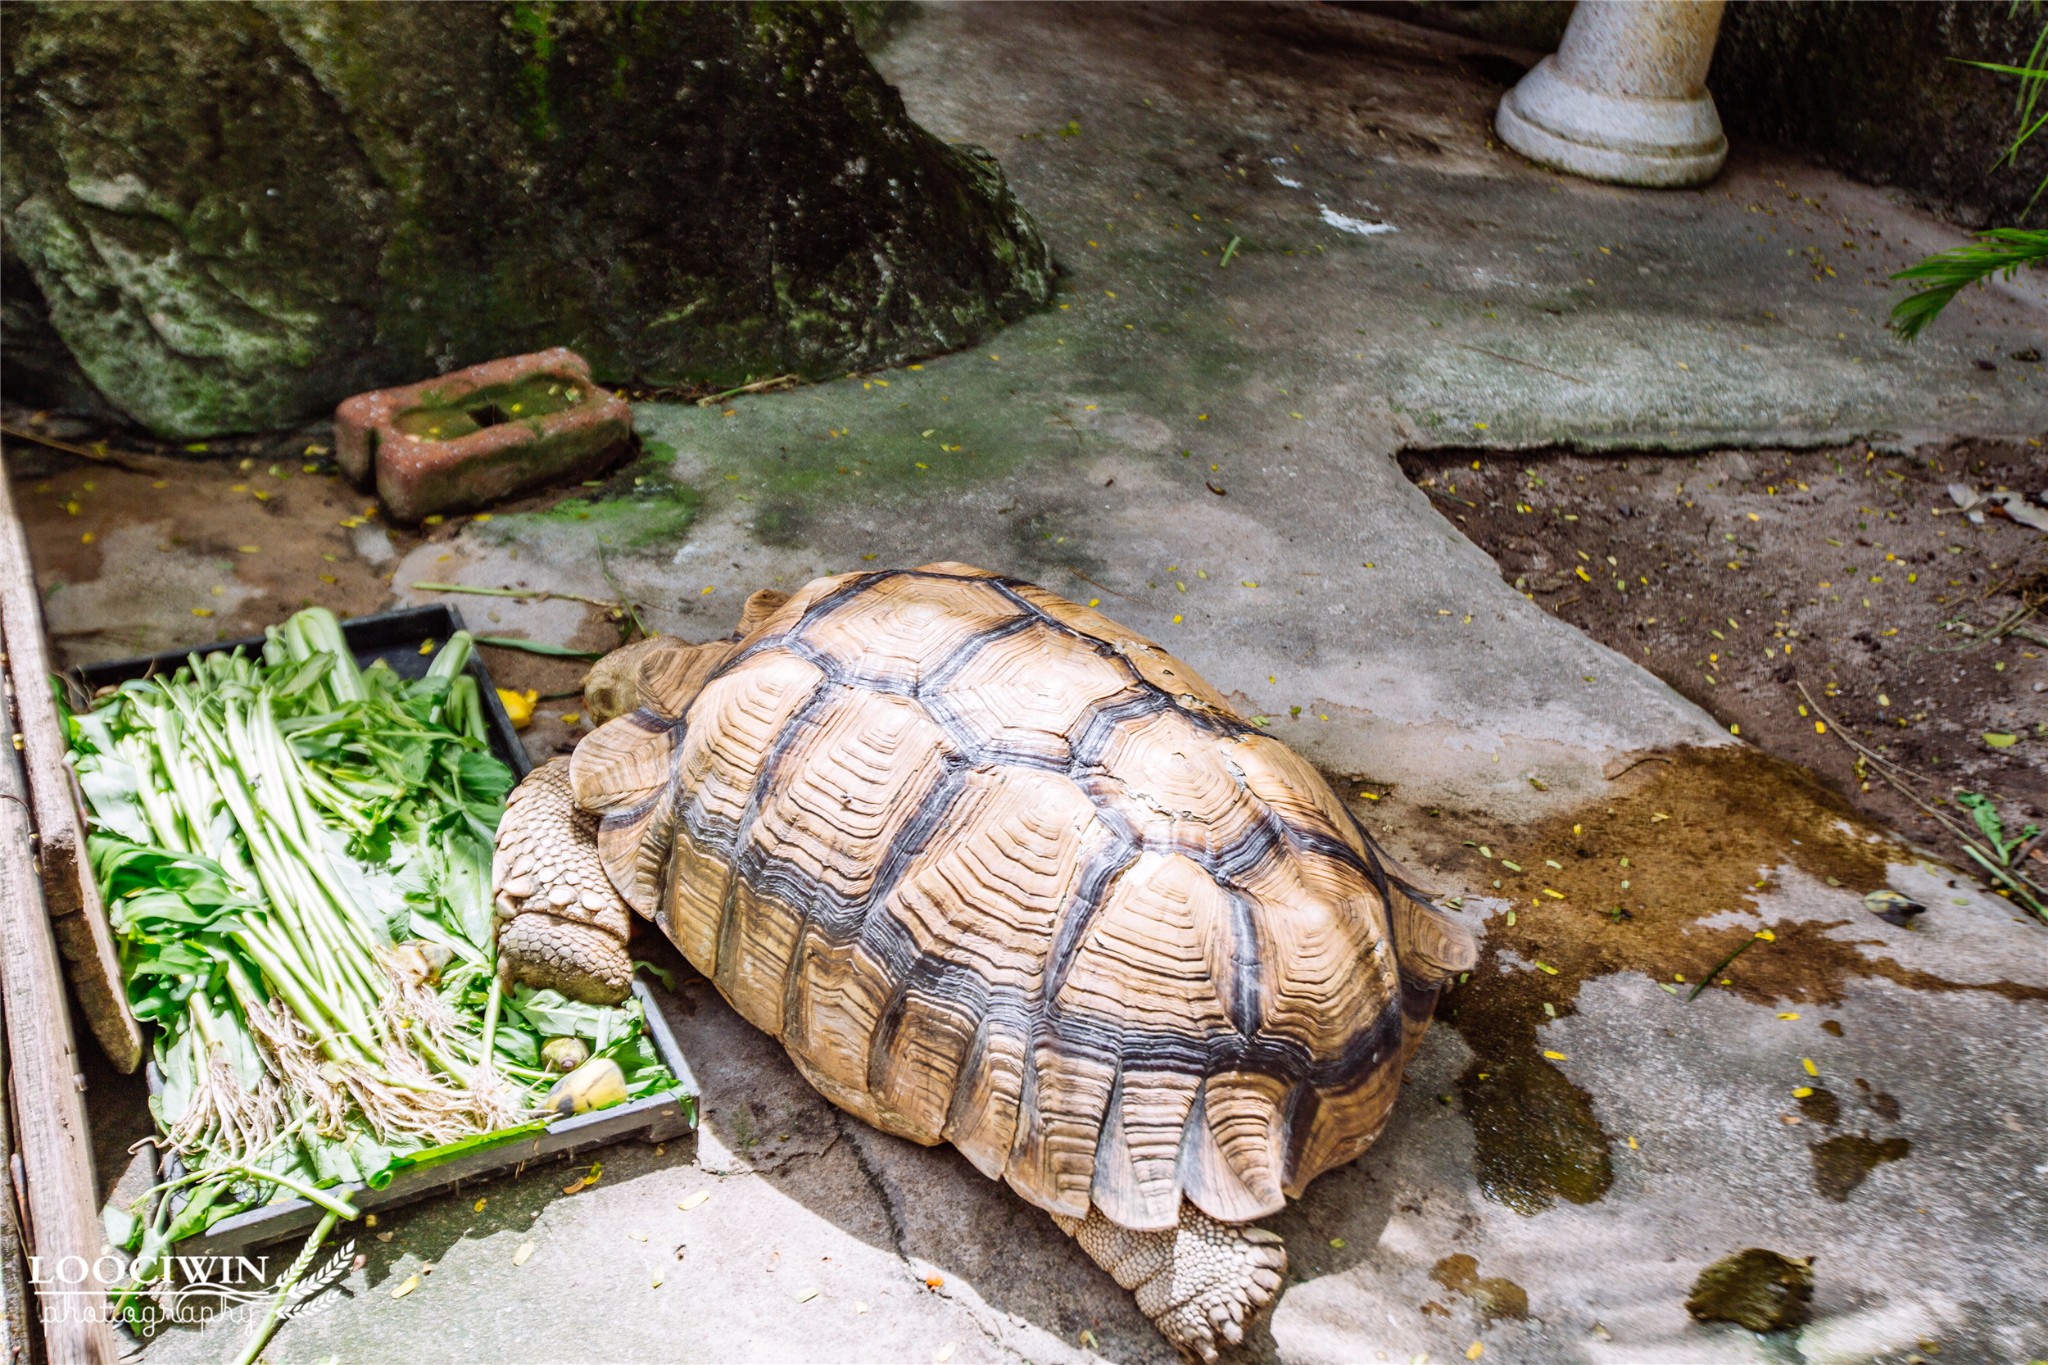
<box><xmin>492</xmin><ymin>758</ymin><xmax>636</xmax><ymax>1005</ymax></box>
<box><xmin>1054</xmin><ymin>1202</ymin><xmax>1287</xmax><ymax>1362</ymax></box>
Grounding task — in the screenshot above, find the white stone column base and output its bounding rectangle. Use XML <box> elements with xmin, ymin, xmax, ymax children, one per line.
<box><xmin>1496</xmin><ymin>54</ymin><xmax>1727</xmax><ymax>189</ymax></box>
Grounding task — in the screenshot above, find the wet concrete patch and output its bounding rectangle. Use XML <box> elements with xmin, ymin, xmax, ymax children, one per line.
<box><xmin>1370</xmin><ymin>744</ymin><xmax>2048</xmax><ymax>1216</ymax></box>
<box><xmin>1810</xmin><ymin>1132</ymin><xmax>1912</xmax><ymax>1202</ymax></box>
<box><xmin>1795</xmin><ymin>1086</ymin><xmax>1841</xmax><ymax>1126</ymax></box>
<box><xmin>1428</xmin><ymin>1253</ymin><xmax>1529</xmax><ymax>1323</ymax></box>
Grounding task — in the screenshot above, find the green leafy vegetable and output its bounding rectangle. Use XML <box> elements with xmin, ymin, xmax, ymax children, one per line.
<box><xmin>64</xmin><ymin>612</ymin><xmax>677</xmax><ymax>1330</ymax></box>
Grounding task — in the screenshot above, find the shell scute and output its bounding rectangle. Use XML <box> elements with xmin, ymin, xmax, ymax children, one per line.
<box><xmin>928</xmin><ymin>617</ymin><xmax>1142</xmax><ymax>768</ymax></box>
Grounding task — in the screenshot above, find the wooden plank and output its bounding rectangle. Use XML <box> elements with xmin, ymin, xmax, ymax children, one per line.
<box><xmin>0</xmin><ymin>460</ymin><xmax>140</xmax><ymax>1073</ymax></box>
<box><xmin>0</xmin><ymin>972</ymin><xmax>29</xmax><ymax>1365</ymax></box>
<box><xmin>0</xmin><ymin>667</ymin><xmax>119</xmax><ymax>1363</ymax></box>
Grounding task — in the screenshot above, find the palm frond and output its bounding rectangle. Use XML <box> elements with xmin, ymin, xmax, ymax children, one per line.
<box><xmin>1890</xmin><ymin>228</ymin><xmax>2048</xmax><ymax>339</ymax></box>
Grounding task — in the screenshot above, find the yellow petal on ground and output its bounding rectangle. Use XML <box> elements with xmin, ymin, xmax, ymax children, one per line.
<box><xmin>1468</xmin><ymin>1343</ymin><xmax>1485</xmax><ymax>1361</ymax></box>
<box><xmin>497</xmin><ymin>688</ymin><xmax>538</xmax><ymax>729</ymax></box>
<box><xmin>1793</xmin><ymin>1087</ymin><xmax>1814</xmax><ymax>1098</ymax></box>
<box><xmin>393</xmin><ymin>1274</ymin><xmax>420</xmax><ymax>1299</ymax></box>
<box><xmin>1802</xmin><ymin>1057</ymin><xmax>1819</xmax><ymax>1076</ymax></box>
<box><xmin>1542</xmin><ymin>1050</ymin><xmax>1567</xmax><ymax>1061</ymax></box>
<box><xmin>1777</xmin><ymin>1012</ymin><xmax>1800</xmax><ymax>1020</ymax></box>
<box><xmin>473</xmin><ymin>1197</ymin><xmax>487</xmax><ymax>1212</ymax></box>
<box><xmin>678</xmin><ymin>1190</ymin><xmax>711</xmax><ymax>1211</ymax></box>
<box><xmin>513</xmin><ymin>1241</ymin><xmax>536</xmax><ymax>1266</ymax></box>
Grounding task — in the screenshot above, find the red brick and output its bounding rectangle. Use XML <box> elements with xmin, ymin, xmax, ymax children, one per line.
<box><xmin>334</xmin><ymin>349</ymin><xmax>631</xmax><ymax>524</ymax></box>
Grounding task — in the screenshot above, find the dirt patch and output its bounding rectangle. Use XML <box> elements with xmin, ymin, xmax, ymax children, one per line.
<box><xmin>1346</xmin><ymin>743</ymin><xmax>2048</xmax><ymax>1216</ymax></box>
<box><xmin>1398</xmin><ymin>440</ymin><xmax>2048</xmax><ymax>907</ymax></box>
<box><xmin>1</xmin><ymin>412</ymin><xmax>660</xmax><ymax>755</ymax></box>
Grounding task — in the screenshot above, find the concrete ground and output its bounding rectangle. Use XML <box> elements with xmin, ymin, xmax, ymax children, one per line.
<box><xmin>18</xmin><ymin>4</ymin><xmax>2048</xmax><ymax>1363</ymax></box>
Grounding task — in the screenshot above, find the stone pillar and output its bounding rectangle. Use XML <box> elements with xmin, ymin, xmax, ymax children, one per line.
<box><xmin>1495</xmin><ymin>0</ymin><xmax>1728</xmax><ymax>188</ymax></box>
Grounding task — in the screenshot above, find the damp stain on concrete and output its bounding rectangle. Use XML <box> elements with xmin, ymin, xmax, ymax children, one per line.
<box><xmin>1794</xmin><ymin>1086</ymin><xmax>1841</xmax><ymax>1126</ymax></box>
<box><xmin>1853</xmin><ymin>1077</ymin><xmax>1903</xmax><ymax>1122</ymax></box>
<box><xmin>1378</xmin><ymin>744</ymin><xmax>2048</xmax><ymax>1216</ymax></box>
<box><xmin>1429</xmin><ymin>1253</ymin><xmax>1529</xmax><ymax>1323</ymax></box>
<box><xmin>1810</xmin><ymin>1132</ymin><xmax>1912</xmax><ymax>1202</ymax></box>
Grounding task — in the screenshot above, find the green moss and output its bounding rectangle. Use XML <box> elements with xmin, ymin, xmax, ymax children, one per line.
<box><xmin>482</xmin><ymin>452</ymin><xmax>702</xmax><ymax>551</ymax></box>
<box><xmin>395</xmin><ymin>374</ymin><xmax>589</xmax><ymax>440</ymax></box>
<box><xmin>506</xmin><ymin>0</ymin><xmax>559</xmax><ymax>142</ymax></box>
<box><xmin>1685</xmin><ymin>1249</ymin><xmax>1813</xmax><ymax>1332</ymax></box>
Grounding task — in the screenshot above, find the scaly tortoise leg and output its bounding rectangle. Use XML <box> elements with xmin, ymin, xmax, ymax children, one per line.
<box><xmin>1054</xmin><ymin>1202</ymin><xmax>1287</xmax><ymax>1362</ymax></box>
<box><xmin>491</xmin><ymin>757</ymin><xmax>636</xmax><ymax>1006</ymax></box>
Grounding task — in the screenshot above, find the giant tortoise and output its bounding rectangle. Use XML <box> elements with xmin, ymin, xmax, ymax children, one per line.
<box><xmin>493</xmin><ymin>563</ymin><xmax>1474</xmax><ymax>1358</ymax></box>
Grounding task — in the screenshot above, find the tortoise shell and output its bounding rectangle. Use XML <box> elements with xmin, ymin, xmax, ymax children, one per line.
<box><xmin>571</xmin><ymin>563</ymin><xmax>1472</xmax><ymax>1230</ymax></box>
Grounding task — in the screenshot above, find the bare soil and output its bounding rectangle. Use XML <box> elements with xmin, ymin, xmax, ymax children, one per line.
<box><xmin>1</xmin><ymin>409</ymin><xmax>633</xmax><ymax>765</ymax></box>
<box><xmin>1398</xmin><ymin>439</ymin><xmax>2048</xmax><ymax>890</ymax></box>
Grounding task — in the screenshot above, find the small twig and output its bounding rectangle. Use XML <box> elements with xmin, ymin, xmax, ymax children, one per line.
<box><xmin>1797</xmin><ymin>682</ymin><xmax>2046</xmax><ymax>916</ymax></box>
<box><xmin>694</xmin><ymin>374</ymin><xmax>800</xmax><ymax>408</ymax></box>
<box><xmin>1452</xmin><ymin>343</ymin><xmax>1589</xmax><ymax>386</ymax></box>
<box><xmin>410</xmin><ymin>581</ymin><xmax>621</xmax><ymax>610</ymax></box>
<box><xmin>1218</xmin><ymin>235</ymin><xmax>1242</xmax><ymax>268</ymax></box>
<box><xmin>1047</xmin><ymin>412</ymin><xmax>1084</xmax><ymax>453</ymax></box>
<box><xmin>1927</xmin><ymin>602</ymin><xmax>2036</xmax><ymax>653</ymax></box>
<box><xmin>1060</xmin><ymin>566</ymin><xmax>1141</xmax><ymax>603</ymax></box>
<box><xmin>1688</xmin><ymin>934</ymin><xmax>1763</xmax><ymax>999</ymax></box>
<box><xmin>0</xmin><ymin>421</ymin><xmax>168</xmax><ymax>475</ymax></box>
<box><xmin>596</xmin><ymin>543</ymin><xmax>648</xmax><ymax>643</ymax></box>
<box><xmin>1603</xmin><ymin>752</ymin><xmax>1674</xmax><ymax>782</ymax></box>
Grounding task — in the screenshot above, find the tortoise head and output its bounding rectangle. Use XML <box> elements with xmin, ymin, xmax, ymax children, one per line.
<box><xmin>581</xmin><ymin>588</ymin><xmax>794</xmax><ymax>726</ymax></box>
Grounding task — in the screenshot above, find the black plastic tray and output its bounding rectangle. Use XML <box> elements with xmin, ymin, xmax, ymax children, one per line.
<box><xmin>72</xmin><ymin>604</ymin><xmax>531</xmax><ymax>779</ymax></box>
<box><xmin>76</xmin><ymin>606</ymin><xmax>699</xmax><ymax>1256</ymax></box>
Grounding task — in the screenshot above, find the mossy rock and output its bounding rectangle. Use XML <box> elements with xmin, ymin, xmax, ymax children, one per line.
<box><xmin>1</xmin><ymin>2</ymin><xmax>1052</xmax><ymax>438</ymax></box>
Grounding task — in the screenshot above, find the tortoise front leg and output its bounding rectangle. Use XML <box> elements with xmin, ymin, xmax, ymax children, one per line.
<box><xmin>1053</xmin><ymin>1202</ymin><xmax>1287</xmax><ymax>1362</ymax></box>
<box><xmin>492</xmin><ymin>758</ymin><xmax>636</xmax><ymax>1005</ymax></box>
